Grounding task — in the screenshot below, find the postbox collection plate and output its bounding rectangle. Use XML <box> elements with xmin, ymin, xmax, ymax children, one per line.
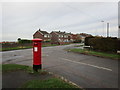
<box><xmin>34</xmin><ymin>47</ymin><xmax>38</xmax><ymax>52</ymax></box>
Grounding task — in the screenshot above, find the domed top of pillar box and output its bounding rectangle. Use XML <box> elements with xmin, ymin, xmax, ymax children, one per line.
<box><xmin>32</xmin><ymin>38</ymin><xmax>43</xmax><ymax>42</ymax></box>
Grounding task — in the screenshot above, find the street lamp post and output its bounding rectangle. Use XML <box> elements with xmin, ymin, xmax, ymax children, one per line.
<box><xmin>101</xmin><ymin>21</ymin><xmax>104</xmax><ymax>37</ymax></box>
<box><xmin>107</xmin><ymin>23</ymin><xmax>109</xmax><ymax>37</ymax></box>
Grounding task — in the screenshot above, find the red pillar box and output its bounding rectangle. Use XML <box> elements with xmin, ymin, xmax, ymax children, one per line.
<box><xmin>32</xmin><ymin>39</ymin><xmax>42</xmax><ymax>71</ymax></box>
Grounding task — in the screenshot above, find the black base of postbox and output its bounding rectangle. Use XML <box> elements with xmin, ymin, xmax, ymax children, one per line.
<box><xmin>33</xmin><ymin>64</ymin><xmax>42</xmax><ymax>72</ymax></box>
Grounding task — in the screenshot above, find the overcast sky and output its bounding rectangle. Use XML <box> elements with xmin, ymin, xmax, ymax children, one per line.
<box><xmin>1</xmin><ymin>2</ymin><xmax>118</xmax><ymax>41</ymax></box>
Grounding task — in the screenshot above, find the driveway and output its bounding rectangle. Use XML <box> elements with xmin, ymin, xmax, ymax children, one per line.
<box><xmin>2</xmin><ymin>44</ymin><xmax>118</xmax><ymax>88</ymax></box>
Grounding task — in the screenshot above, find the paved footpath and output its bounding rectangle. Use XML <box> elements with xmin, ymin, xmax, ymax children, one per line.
<box><xmin>2</xmin><ymin>44</ymin><xmax>118</xmax><ymax>88</ymax></box>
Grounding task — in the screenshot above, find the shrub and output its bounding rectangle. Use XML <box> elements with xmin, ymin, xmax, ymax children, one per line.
<box><xmin>85</xmin><ymin>36</ymin><xmax>94</xmax><ymax>45</ymax></box>
<box><xmin>73</xmin><ymin>40</ymin><xmax>82</xmax><ymax>43</ymax></box>
<box><xmin>88</xmin><ymin>37</ymin><xmax>118</xmax><ymax>53</ymax></box>
<box><xmin>42</xmin><ymin>40</ymin><xmax>51</xmax><ymax>43</ymax></box>
<box><xmin>18</xmin><ymin>39</ymin><xmax>32</xmax><ymax>44</ymax></box>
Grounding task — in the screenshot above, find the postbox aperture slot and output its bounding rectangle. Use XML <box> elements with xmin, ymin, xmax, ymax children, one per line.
<box><xmin>34</xmin><ymin>43</ymin><xmax>38</xmax><ymax>46</ymax></box>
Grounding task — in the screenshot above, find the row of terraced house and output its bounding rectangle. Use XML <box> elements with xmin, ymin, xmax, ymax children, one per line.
<box><xmin>33</xmin><ymin>29</ymin><xmax>92</xmax><ymax>44</ymax></box>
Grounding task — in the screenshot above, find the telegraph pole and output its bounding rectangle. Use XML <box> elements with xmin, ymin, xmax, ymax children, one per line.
<box><xmin>107</xmin><ymin>23</ymin><xmax>109</xmax><ymax>37</ymax></box>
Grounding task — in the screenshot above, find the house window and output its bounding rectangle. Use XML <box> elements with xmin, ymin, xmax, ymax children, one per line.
<box><xmin>44</xmin><ymin>35</ymin><xmax>47</xmax><ymax>37</ymax></box>
<box><xmin>59</xmin><ymin>39</ymin><xmax>61</xmax><ymax>41</ymax></box>
<box><xmin>67</xmin><ymin>39</ymin><xmax>69</xmax><ymax>42</ymax></box>
<box><xmin>49</xmin><ymin>35</ymin><xmax>52</xmax><ymax>37</ymax></box>
<box><xmin>64</xmin><ymin>35</ymin><xmax>68</xmax><ymax>38</ymax></box>
<box><xmin>59</xmin><ymin>35</ymin><xmax>62</xmax><ymax>37</ymax></box>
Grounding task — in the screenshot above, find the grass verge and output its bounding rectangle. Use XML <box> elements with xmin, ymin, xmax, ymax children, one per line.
<box><xmin>2</xmin><ymin>64</ymin><xmax>29</xmax><ymax>72</ymax></box>
<box><xmin>1</xmin><ymin>46</ymin><xmax>32</xmax><ymax>51</ymax></box>
<box><xmin>3</xmin><ymin>64</ymin><xmax>79</xmax><ymax>88</ymax></box>
<box><xmin>2</xmin><ymin>64</ymin><xmax>48</xmax><ymax>74</ymax></box>
<box><xmin>21</xmin><ymin>78</ymin><xmax>77</xmax><ymax>88</ymax></box>
<box><xmin>42</xmin><ymin>44</ymin><xmax>58</xmax><ymax>47</ymax></box>
<box><xmin>68</xmin><ymin>48</ymin><xmax>120</xmax><ymax>60</ymax></box>
<box><xmin>1</xmin><ymin>44</ymin><xmax>71</xmax><ymax>51</ymax></box>
<box><xmin>74</xmin><ymin>45</ymin><xmax>84</xmax><ymax>47</ymax></box>
<box><xmin>42</xmin><ymin>44</ymin><xmax>71</xmax><ymax>47</ymax></box>
<box><xmin>1</xmin><ymin>44</ymin><xmax>57</xmax><ymax>51</ymax></box>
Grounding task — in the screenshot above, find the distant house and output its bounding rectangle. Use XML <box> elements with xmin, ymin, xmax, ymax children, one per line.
<box><xmin>50</xmin><ymin>31</ymin><xmax>71</xmax><ymax>44</ymax></box>
<box><xmin>33</xmin><ymin>29</ymin><xmax>50</xmax><ymax>42</ymax></box>
<box><xmin>78</xmin><ymin>33</ymin><xmax>92</xmax><ymax>43</ymax></box>
<box><xmin>70</xmin><ymin>34</ymin><xmax>79</xmax><ymax>42</ymax></box>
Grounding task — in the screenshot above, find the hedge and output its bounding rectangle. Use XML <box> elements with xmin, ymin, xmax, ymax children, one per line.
<box><xmin>86</xmin><ymin>37</ymin><xmax>119</xmax><ymax>53</ymax></box>
<box><xmin>18</xmin><ymin>39</ymin><xmax>32</xmax><ymax>44</ymax></box>
<box><xmin>85</xmin><ymin>36</ymin><xmax>94</xmax><ymax>45</ymax></box>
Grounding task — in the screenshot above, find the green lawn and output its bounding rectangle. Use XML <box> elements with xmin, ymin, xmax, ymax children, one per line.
<box><xmin>21</xmin><ymin>78</ymin><xmax>78</xmax><ymax>88</ymax></box>
<box><xmin>68</xmin><ymin>48</ymin><xmax>120</xmax><ymax>60</ymax></box>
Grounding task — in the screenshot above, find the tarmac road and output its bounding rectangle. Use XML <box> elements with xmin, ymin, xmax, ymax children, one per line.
<box><xmin>2</xmin><ymin>44</ymin><xmax>118</xmax><ymax>88</ymax></box>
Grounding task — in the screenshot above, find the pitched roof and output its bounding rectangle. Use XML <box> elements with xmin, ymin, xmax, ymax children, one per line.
<box><xmin>38</xmin><ymin>29</ymin><xmax>49</xmax><ymax>35</ymax></box>
<box><xmin>52</xmin><ymin>31</ymin><xmax>69</xmax><ymax>35</ymax></box>
<box><xmin>79</xmin><ymin>33</ymin><xmax>92</xmax><ymax>37</ymax></box>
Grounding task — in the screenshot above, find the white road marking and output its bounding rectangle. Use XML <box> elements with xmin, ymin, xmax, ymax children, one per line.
<box><xmin>61</xmin><ymin>58</ymin><xmax>112</xmax><ymax>71</ymax></box>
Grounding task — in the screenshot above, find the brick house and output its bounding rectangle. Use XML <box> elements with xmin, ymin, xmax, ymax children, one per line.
<box><xmin>70</xmin><ymin>34</ymin><xmax>79</xmax><ymax>42</ymax></box>
<box><xmin>33</xmin><ymin>29</ymin><xmax>50</xmax><ymax>42</ymax></box>
<box><xmin>77</xmin><ymin>33</ymin><xmax>92</xmax><ymax>42</ymax></box>
<box><xmin>50</xmin><ymin>31</ymin><xmax>71</xmax><ymax>44</ymax></box>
